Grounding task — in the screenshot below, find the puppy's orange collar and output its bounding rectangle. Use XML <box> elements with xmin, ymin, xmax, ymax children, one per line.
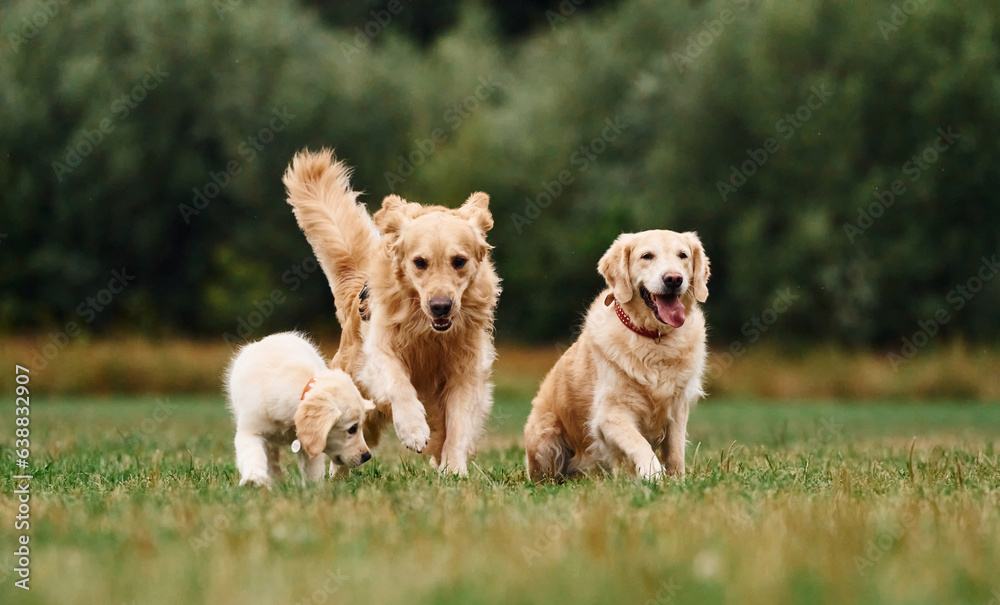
<box><xmin>612</xmin><ymin>298</ymin><xmax>661</xmax><ymax>341</ymax></box>
<box><xmin>301</xmin><ymin>377</ymin><xmax>317</xmax><ymax>400</ymax></box>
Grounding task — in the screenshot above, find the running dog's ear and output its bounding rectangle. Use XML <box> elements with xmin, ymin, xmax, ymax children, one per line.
<box><xmin>294</xmin><ymin>398</ymin><xmax>341</xmax><ymax>458</ymax></box>
<box><xmin>457</xmin><ymin>192</ymin><xmax>493</xmax><ymax>233</ymax></box>
<box><xmin>598</xmin><ymin>233</ymin><xmax>636</xmax><ymax>305</ymax></box>
<box><xmin>374</xmin><ymin>195</ymin><xmax>410</xmax><ymax>236</ymax></box>
<box><xmin>684</xmin><ymin>231</ymin><xmax>710</xmax><ymax>303</ymax></box>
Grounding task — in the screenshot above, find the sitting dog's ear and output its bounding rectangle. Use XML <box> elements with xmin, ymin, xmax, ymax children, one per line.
<box><xmin>294</xmin><ymin>399</ymin><xmax>341</xmax><ymax>458</ymax></box>
<box><xmin>684</xmin><ymin>231</ymin><xmax>711</xmax><ymax>303</ymax></box>
<box><xmin>458</xmin><ymin>192</ymin><xmax>494</xmax><ymax>233</ymax></box>
<box><xmin>374</xmin><ymin>195</ymin><xmax>410</xmax><ymax>236</ymax></box>
<box><xmin>598</xmin><ymin>233</ymin><xmax>636</xmax><ymax>304</ymax></box>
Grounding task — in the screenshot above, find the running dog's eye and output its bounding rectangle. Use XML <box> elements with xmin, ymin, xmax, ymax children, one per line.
<box><xmin>452</xmin><ymin>257</ymin><xmax>467</xmax><ymax>269</ymax></box>
<box><xmin>413</xmin><ymin>258</ymin><xmax>428</xmax><ymax>270</ymax></box>
<box><xmin>679</xmin><ymin>252</ymin><xmax>688</xmax><ymax>259</ymax></box>
<box><xmin>347</xmin><ymin>424</ymin><xmax>359</xmax><ymax>435</ymax></box>
<box><xmin>640</xmin><ymin>252</ymin><xmax>654</xmax><ymax>260</ymax></box>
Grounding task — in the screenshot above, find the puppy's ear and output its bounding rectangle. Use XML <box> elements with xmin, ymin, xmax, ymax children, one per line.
<box><xmin>684</xmin><ymin>231</ymin><xmax>711</xmax><ymax>303</ymax></box>
<box><xmin>374</xmin><ymin>194</ymin><xmax>410</xmax><ymax>236</ymax></box>
<box><xmin>294</xmin><ymin>398</ymin><xmax>341</xmax><ymax>458</ymax></box>
<box><xmin>457</xmin><ymin>192</ymin><xmax>493</xmax><ymax>233</ymax></box>
<box><xmin>598</xmin><ymin>233</ymin><xmax>636</xmax><ymax>304</ymax></box>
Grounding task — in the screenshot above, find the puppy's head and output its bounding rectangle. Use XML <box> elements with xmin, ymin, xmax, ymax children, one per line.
<box><xmin>598</xmin><ymin>230</ymin><xmax>710</xmax><ymax>328</ymax></box>
<box><xmin>293</xmin><ymin>369</ymin><xmax>375</xmax><ymax>467</ymax></box>
<box><xmin>373</xmin><ymin>192</ymin><xmax>493</xmax><ymax>333</ymax></box>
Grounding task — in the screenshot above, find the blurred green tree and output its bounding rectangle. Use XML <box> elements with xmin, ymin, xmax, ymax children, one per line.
<box><xmin>1</xmin><ymin>0</ymin><xmax>997</xmax><ymax>349</ymax></box>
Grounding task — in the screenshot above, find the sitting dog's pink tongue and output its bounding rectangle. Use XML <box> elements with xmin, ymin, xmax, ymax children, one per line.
<box><xmin>654</xmin><ymin>295</ymin><xmax>686</xmax><ymax>328</ymax></box>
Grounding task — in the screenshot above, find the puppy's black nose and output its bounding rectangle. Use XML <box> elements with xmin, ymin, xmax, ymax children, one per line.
<box><xmin>360</xmin><ymin>451</ymin><xmax>372</xmax><ymax>464</ymax></box>
<box><xmin>429</xmin><ymin>297</ymin><xmax>453</xmax><ymax>318</ymax></box>
<box><xmin>663</xmin><ymin>274</ymin><xmax>683</xmax><ymax>292</ymax></box>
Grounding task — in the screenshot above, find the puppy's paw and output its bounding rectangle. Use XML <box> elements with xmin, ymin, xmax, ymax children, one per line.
<box><xmin>328</xmin><ymin>461</ymin><xmax>350</xmax><ymax>479</ymax></box>
<box><xmin>239</xmin><ymin>470</ymin><xmax>272</xmax><ymax>489</ymax></box>
<box><xmin>394</xmin><ymin>415</ymin><xmax>430</xmax><ymax>453</ymax></box>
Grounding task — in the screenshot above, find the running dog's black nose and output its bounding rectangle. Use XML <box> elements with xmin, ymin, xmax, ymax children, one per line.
<box><xmin>361</xmin><ymin>451</ymin><xmax>372</xmax><ymax>464</ymax></box>
<box><xmin>429</xmin><ymin>297</ymin><xmax>453</xmax><ymax>318</ymax></box>
<box><xmin>663</xmin><ymin>274</ymin><xmax>684</xmax><ymax>292</ymax></box>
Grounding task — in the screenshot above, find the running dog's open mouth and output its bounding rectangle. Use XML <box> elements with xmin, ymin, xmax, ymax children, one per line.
<box><xmin>639</xmin><ymin>286</ymin><xmax>686</xmax><ymax>328</ymax></box>
<box><xmin>431</xmin><ymin>317</ymin><xmax>453</xmax><ymax>332</ymax></box>
<box><xmin>333</xmin><ymin>455</ymin><xmax>344</xmax><ymax>465</ymax></box>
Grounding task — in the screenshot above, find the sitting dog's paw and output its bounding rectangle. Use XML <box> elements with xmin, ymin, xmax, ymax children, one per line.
<box><xmin>394</xmin><ymin>414</ymin><xmax>431</xmax><ymax>453</ymax></box>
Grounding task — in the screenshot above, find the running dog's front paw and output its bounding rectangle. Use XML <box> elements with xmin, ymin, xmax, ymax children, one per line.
<box><xmin>438</xmin><ymin>448</ymin><xmax>469</xmax><ymax>476</ymax></box>
<box><xmin>636</xmin><ymin>454</ymin><xmax>665</xmax><ymax>481</ymax></box>
<box><xmin>394</xmin><ymin>413</ymin><xmax>430</xmax><ymax>453</ymax></box>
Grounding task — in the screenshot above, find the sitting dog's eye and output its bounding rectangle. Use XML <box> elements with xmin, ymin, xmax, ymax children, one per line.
<box><xmin>452</xmin><ymin>257</ymin><xmax>467</xmax><ymax>269</ymax></box>
<box><xmin>679</xmin><ymin>252</ymin><xmax>688</xmax><ymax>259</ymax></box>
<box><xmin>413</xmin><ymin>258</ymin><xmax>428</xmax><ymax>270</ymax></box>
<box><xmin>347</xmin><ymin>424</ymin><xmax>359</xmax><ymax>435</ymax></box>
<box><xmin>640</xmin><ymin>252</ymin><xmax>654</xmax><ymax>260</ymax></box>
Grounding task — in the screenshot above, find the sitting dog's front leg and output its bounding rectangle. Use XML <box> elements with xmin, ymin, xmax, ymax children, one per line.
<box><xmin>592</xmin><ymin>404</ymin><xmax>663</xmax><ymax>480</ymax></box>
<box><xmin>661</xmin><ymin>401</ymin><xmax>690</xmax><ymax>477</ymax></box>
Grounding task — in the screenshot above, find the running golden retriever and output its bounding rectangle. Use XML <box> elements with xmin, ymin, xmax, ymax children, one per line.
<box><xmin>283</xmin><ymin>149</ymin><xmax>500</xmax><ymax>476</ymax></box>
<box><xmin>524</xmin><ymin>230</ymin><xmax>710</xmax><ymax>481</ymax></box>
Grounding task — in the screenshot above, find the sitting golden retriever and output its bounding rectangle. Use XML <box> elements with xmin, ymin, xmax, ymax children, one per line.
<box><xmin>283</xmin><ymin>149</ymin><xmax>500</xmax><ymax>476</ymax></box>
<box><xmin>524</xmin><ymin>230</ymin><xmax>710</xmax><ymax>481</ymax></box>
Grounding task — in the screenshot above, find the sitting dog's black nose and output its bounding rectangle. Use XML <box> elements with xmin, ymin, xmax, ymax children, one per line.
<box><xmin>663</xmin><ymin>274</ymin><xmax>683</xmax><ymax>292</ymax></box>
<box><xmin>429</xmin><ymin>297</ymin><xmax>453</xmax><ymax>318</ymax></box>
<box><xmin>361</xmin><ymin>451</ymin><xmax>372</xmax><ymax>464</ymax></box>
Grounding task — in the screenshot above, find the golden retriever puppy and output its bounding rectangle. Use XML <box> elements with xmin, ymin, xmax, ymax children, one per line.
<box><xmin>282</xmin><ymin>149</ymin><xmax>500</xmax><ymax>476</ymax></box>
<box><xmin>524</xmin><ymin>230</ymin><xmax>710</xmax><ymax>481</ymax></box>
<box><xmin>225</xmin><ymin>332</ymin><xmax>374</xmax><ymax>487</ymax></box>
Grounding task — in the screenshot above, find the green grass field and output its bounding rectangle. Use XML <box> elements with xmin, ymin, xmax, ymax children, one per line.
<box><xmin>2</xmin><ymin>385</ymin><xmax>1000</xmax><ymax>605</ymax></box>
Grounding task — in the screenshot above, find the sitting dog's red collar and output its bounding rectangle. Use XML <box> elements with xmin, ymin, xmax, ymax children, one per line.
<box><xmin>611</xmin><ymin>297</ymin><xmax>661</xmax><ymax>341</ymax></box>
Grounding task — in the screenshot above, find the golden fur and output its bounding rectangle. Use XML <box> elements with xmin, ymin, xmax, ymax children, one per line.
<box><xmin>524</xmin><ymin>230</ymin><xmax>710</xmax><ymax>481</ymax></box>
<box><xmin>283</xmin><ymin>149</ymin><xmax>500</xmax><ymax>475</ymax></box>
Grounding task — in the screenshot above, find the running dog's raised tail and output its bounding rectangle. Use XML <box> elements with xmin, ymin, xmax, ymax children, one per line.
<box><xmin>283</xmin><ymin>148</ymin><xmax>379</xmax><ymax>336</ymax></box>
